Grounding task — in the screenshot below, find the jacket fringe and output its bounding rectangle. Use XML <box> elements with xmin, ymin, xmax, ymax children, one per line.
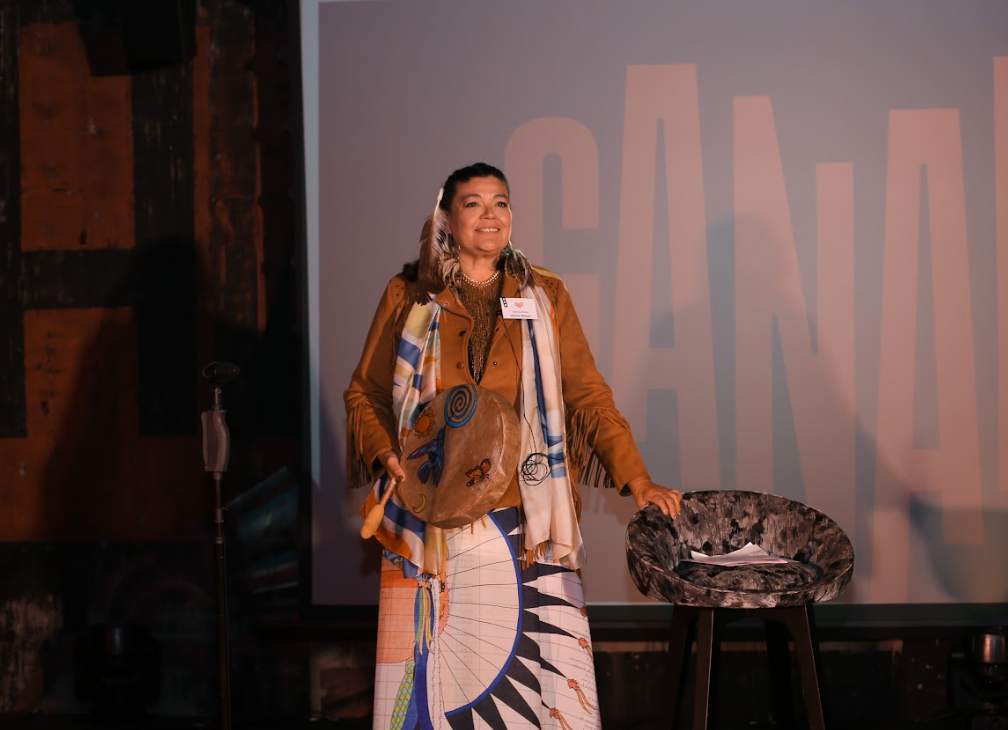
<box><xmin>565</xmin><ymin>406</ymin><xmax>617</xmax><ymax>491</ymax></box>
<box><xmin>516</xmin><ymin>505</ymin><xmax>553</xmax><ymax>570</ymax></box>
<box><xmin>520</xmin><ymin>540</ymin><xmax>553</xmax><ymax>571</ymax></box>
<box><xmin>345</xmin><ymin>402</ymin><xmax>375</xmax><ymax>488</ymax></box>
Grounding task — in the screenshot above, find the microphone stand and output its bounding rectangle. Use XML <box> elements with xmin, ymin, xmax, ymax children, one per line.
<box><xmin>201</xmin><ymin>361</ymin><xmax>239</xmax><ymax>730</ymax></box>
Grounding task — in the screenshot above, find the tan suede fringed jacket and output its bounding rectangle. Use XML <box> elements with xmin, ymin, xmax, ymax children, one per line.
<box><xmin>344</xmin><ymin>266</ymin><xmax>650</xmax><ymax>511</ymax></box>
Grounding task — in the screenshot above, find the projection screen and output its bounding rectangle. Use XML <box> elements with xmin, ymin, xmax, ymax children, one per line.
<box><xmin>303</xmin><ymin>0</ymin><xmax>1008</xmax><ymax>606</ymax></box>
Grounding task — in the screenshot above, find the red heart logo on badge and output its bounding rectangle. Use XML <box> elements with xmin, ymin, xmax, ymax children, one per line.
<box><xmin>515</xmin><ymin>301</ymin><xmax>524</xmax><ymax>308</ymax></box>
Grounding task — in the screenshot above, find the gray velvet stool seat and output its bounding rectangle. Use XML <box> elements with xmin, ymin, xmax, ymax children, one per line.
<box><xmin>625</xmin><ymin>490</ymin><xmax>854</xmax><ymax>730</ymax></box>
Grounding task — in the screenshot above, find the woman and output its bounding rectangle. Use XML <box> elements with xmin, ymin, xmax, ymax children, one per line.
<box><xmin>346</xmin><ymin>162</ymin><xmax>681</xmax><ymax>730</ymax></box>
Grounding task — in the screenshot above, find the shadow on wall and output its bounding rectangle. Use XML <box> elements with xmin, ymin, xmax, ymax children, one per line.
<box><xmin>13</xmin><ymin>234</ymin><xmax>302</xmax><ymax>713</ymax></box>
<box><xmin>37</xmin><ymin>238</ymin><xmax>200</xmax><ymax>543</ymax></box>
<box><xmin>20</xmin><ymin>239</ymin><xmax>210</xmax><ymax>714</ymax></box>
<box><xmin>38</xmin><ymin>233</ymin><xmax>301</xmax><ymax>539</ymax></box>
<box><xmin>909</xmin><ymin>496</ymin><xmax>1008</xmax><ymax>603</ymax></box>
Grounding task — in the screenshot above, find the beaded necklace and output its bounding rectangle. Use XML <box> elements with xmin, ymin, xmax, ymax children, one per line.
<box><xmin>455</xmin><ymin>273</ymin><xmax>504</xmax><ymax>382</ymax></box>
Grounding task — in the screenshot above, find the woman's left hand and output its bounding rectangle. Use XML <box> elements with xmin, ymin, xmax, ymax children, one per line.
<box><xmin>626</xmin><ymin>478</ymin><xmax>683</xmax><ymax>518</ymax></box>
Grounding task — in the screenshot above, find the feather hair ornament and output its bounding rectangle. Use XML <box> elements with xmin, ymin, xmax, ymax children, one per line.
<box><xmin>415</xmin><ymin>187</ymin><xmax>453</xmax><ymax>298</ymax></box>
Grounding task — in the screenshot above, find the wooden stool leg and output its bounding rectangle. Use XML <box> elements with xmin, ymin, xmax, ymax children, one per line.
<box><xmin>786</xmin><ymin>605</ymin><xmax>826</xmax><ymax>730</ymax></box>
<box><xmin>667</xmin><ymin>606</ymin><xmax>698</xmax><ymax>730</ymax></box>
<box><xmin>692</xmin><ymin>608</ymin><xmax>716</xmax><ymax>730</ymax></box>
<box><xmin>765</xmin><ymin>619</ymin><xmax>796</xmax><ymax>729</ymax></box>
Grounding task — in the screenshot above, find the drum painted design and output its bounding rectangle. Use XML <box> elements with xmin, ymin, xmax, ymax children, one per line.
<box><xmin>444</xmin><ymin>384</ymin><xmax>478</xmax><ymax>427</ymax></box>
<box><xmin>399</xmin><ymin>384</ymin><xmax>521</xmax><ymax>529</ymax></box>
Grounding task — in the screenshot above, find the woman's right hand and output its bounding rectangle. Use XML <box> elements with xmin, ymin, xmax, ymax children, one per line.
<box><xmin>378</xmin><ymin>449</ymin><xmax>406</xmax><ymax>483</ymax></box>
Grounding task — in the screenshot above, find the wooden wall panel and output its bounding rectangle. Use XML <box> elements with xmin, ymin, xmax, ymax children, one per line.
<box><xmin>19</xmin><ymin>23</ymin><xmax>134</xmax><ymax>252</ymax></box>
<box><xmin>0</xmin><ymin>0</ymin><xmax>296</xmax><ymax>712</ymax></box>
<box><xmin>193</xmin><ymin>22</ymin><xmax>214</xmax><ymax>366</ymax></box>
<box><xmin>252</xmin><ymin>5</ymin><xmax>294</xmax><ymax>325</ymax></box>
<box><xmin>0</xmin><ymin>307</ymin><xmax>201</xmax><ymax>541</ymax></box>
<box><xmin>202</xmin><ymin>2</ymin><xmax>265</xmax><ymax>339</ymax></box>
<box><xmin>0</xmin><ymin>1</ymin><xmax>294</xmax><ymax>542</ymax></box>
<box><xmin>0</xmin><ymin>19</ymin><xmax>204</xmax><ymax>541</ymax></box>
<box><xmin>0</xmin><ymin>2</ymin><xmax>26</xmax><ymax>438</ymax></box>
<box><xmin>15</xmin><ymin>307</ymin><xmax>136</xmax><ymax>537</ymax></box>
<box><xmin>131</xmin><ymin>57</ymin><xmax>197</xmax><ymax>436</ymax></box>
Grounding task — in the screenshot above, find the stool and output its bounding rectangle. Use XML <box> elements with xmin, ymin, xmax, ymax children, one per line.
<box><xmin>625</xmin><ymin>491</ymin><xmax>854</xmax><ymax>730</ymax></box>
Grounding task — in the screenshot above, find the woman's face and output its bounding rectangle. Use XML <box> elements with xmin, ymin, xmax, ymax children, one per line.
<box><xmin>447</xmin><ymin>176</ymin><xmax>512</xmax><ymax>262</ymax></box>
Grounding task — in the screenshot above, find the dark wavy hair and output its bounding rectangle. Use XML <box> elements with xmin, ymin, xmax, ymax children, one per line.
<box><xmin>438</xmin><ymin>162</ymin><xmax>510</xmax><ymax>212</ymax></box>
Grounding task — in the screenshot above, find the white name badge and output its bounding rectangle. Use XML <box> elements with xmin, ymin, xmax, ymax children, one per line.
<box><xmin>500</xmin><ymin>297</ymin><xmax>538</xmax><ymax>320</ymax></box>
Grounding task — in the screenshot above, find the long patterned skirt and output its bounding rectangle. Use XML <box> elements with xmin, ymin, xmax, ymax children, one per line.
<box><xmin>372</xmin><ymin>507</ymin><xmax>601</xmax><ymax>730</ymax></box>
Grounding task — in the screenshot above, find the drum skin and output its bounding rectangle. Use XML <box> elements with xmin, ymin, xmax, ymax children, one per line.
<box><xmin>398</xmin><ymin>384</ymin><xmax>520</xmax><ymax>529</ymax></box>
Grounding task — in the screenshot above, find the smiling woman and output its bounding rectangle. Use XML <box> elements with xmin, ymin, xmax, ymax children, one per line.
<box><xmin>447</xmin><ymin>176</ymin><xmax>512</xmax><ymax>276</ymax></box>
<box><xmin>343</xmin><ymin>161</ymin><xmax>682</xmax><ymax>729</ymax></box>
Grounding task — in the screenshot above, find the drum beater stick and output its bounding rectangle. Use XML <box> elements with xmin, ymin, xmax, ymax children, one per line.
<box><xmin>361</xmin><ymin>476</ymin><xmax>402</xmax><ymax>539</ymax></box>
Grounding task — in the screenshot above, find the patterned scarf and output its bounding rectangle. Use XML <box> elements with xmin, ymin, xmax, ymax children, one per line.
<box><xmin>360</xmin><ymin>284</ymin><xmax>585</xmax><ymax>577</ymax></box>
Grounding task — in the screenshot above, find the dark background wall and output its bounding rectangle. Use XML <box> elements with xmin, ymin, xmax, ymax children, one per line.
<box><xmin>0</xmin><ymin>0</ymin><xmax>300</xmax><ymax>716</ymax></box>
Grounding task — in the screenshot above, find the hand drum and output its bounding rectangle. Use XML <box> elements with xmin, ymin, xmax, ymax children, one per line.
<box><xmin>398</xmin><ymin>384</ymin><xmax>520</xmax><ymax>529</ymax></box>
